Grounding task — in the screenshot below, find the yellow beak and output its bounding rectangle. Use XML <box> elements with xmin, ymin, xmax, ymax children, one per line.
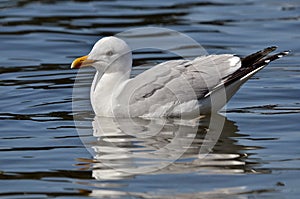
<box><xmin>71</xmin><ymin>55</ymin><xmax>95</xmax><ymax>69</ymax></box>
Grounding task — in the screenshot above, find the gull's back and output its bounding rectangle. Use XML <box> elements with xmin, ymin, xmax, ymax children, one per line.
<box><xmin>114</xmin><ymin>47</ymin><xmax>289</xmax><ymax>118</ymax></box>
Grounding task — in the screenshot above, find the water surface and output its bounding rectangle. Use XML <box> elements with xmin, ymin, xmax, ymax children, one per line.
<box><xmin>0</xmin><ymin>0</ymin><xmax>299</xmax><ymax>198</ymax></box>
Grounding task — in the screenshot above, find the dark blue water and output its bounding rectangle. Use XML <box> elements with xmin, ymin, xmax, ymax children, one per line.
<box><xmin>1</xmin><ymin>0</ymin><xmax>299</xmax><ymax>198</ymax></box>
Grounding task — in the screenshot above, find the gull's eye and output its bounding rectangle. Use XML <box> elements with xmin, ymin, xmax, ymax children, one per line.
<box><xmin>106</xmin><ymin>50</ymin><xmax>114</xmax><ymax>56</ymax></box>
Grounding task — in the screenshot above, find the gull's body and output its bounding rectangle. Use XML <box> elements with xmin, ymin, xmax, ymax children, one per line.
<box><xmin>71</xmin><ymin>37</ymin><xmax>289</xmax><ymax>118</ymax></box>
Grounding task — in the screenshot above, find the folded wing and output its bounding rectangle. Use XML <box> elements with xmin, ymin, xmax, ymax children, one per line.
<box><xmin>114</xmin><ymin>54</ymin><xmax>241</xmax><ymax>117</ymax></box>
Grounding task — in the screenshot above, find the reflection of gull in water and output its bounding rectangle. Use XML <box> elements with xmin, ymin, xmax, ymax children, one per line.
<box><xmin>91</xmin><ymin>116</ymin><xmax>199</xmax><ymax>179</ymax></box>
<box><xmin>90</xmin><ymin>187</ymin><xmax>249</xmax><ymax>199</ymax></box>
<box><xmin>84</xmin><ymin>114</ymin><xmax>267</xmax><ymax>181</ymax></box>
<box><xmin>71</xmin><ymin>36</ymin><xmax>289</xmax><ymax>117</ymax></box>
<box><xmin>77</xmin><ymin>114</ymin><xmax>271</xmax><ymax>198</ymax></box>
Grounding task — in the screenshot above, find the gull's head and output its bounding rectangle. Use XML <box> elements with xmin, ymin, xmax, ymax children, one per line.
<box><xmin>71</xmin><ymin>36</ymin><xmax>132</xmax><ymax>73</ymax></box>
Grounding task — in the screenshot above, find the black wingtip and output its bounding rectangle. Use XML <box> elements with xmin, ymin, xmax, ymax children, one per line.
<box><xmin>254</xmin><ymin>50</ymin><xmax>290</xmax><ymax>67</ymax></box>
<box><xmin>276</xmin><ymin>50</ymin><xmax>290</xmax><ymax>58</ymax></box>
<box><xmin>282</xmin><ymin>50</ymin><xmax>291</xmax><ymax>55</ymax></box>
<box><xmin>269</xmin><ymin>46</ymin><xmax>278</xmax><ymax>51</ymax></box>
<box><xmin>224</xmin><ymin>48</ymin><xmax>290</xmax><ymax>87</ymax></box>
<box><xmin>241</xmin><ymin>46</ymin><xmax>278</xmax><ymax>68</ymax></box>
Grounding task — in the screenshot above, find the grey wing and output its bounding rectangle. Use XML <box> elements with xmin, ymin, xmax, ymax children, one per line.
<box><xmin>115</xmin><ymin>54</ymin><xmax>241</xmax><ymax>117</ymax></box>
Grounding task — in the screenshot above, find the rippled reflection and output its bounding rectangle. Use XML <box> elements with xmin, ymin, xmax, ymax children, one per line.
<box><xmin>75</xmin><ymin>114</ymin><xmax>266</xmax><ymax>182</ymax></box>
<box><xmin>90</xmin><ymin>186</ymin><xmax>251</xmax><ymax>199</ymax></box>
<box><xmin>72</xmin><ymin>114</ymin><xmax>272</xmax><ymax>198</ymax></box>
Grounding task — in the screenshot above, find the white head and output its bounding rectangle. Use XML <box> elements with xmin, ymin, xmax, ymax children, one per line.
<box><xmin>71</xmin><ymin>36</ymin><xmax>132</xmax><ymax>74</ymax></box>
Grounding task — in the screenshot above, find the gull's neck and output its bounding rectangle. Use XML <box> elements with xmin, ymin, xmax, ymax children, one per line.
<box><xmin>91</xmin><ymin>69</ymin><xmax>131</xmax><ymax>116</ymax></box>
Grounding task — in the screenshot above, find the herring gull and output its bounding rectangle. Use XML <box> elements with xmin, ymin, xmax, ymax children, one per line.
<box><xmin>71</xmin><ymin>37</ymin><xmax>289</xmax><ymax>118</ymax></box>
